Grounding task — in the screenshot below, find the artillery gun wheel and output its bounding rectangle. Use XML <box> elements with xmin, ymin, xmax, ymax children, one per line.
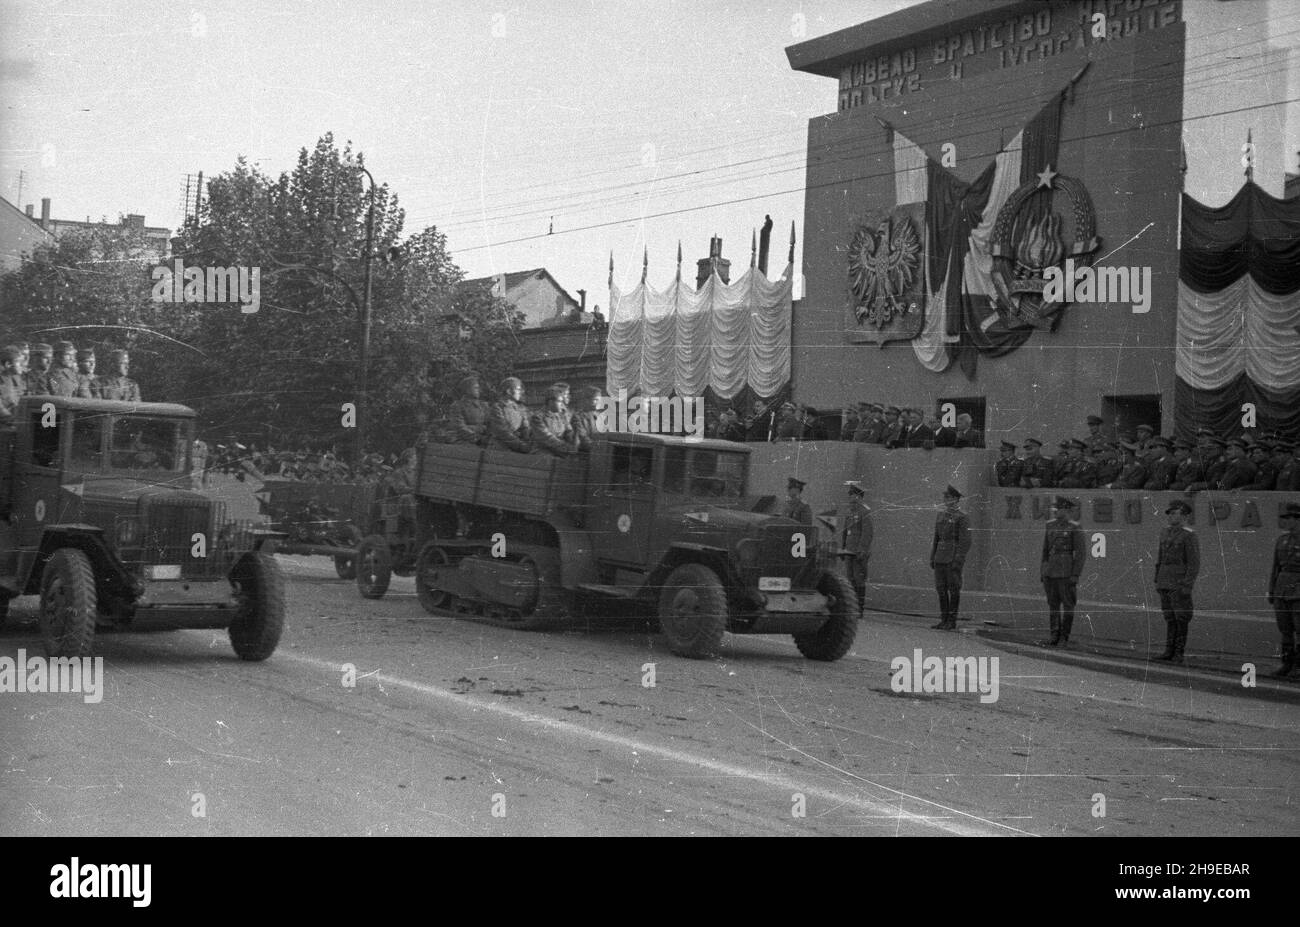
<box><xmin>792</xmin><ymin>571</ymin><xmax>859</xmax><ymax>662</ymax></box>
<box><xmin>356</xmin><ymin>535</ymin><xmax>392</xmax><ymax>599</ymax></box>
<box><xmin>658</xmin><ymin>563</ymin><xmax>727</xmax><ymax>659</ymax></box>
<box><xmin>415</xmin><ymin>543</ymin><xmax>452</xmax><ymax>613</ymax></box>
<box><xmin>228</xmin><ymin>553</ymin><xmax>286</xmax><ymax>661</ymax></box>
<box><xmin>38</xmin><ymin>549</ymin><xmax>98</xmax><ymax>658</ymax></box>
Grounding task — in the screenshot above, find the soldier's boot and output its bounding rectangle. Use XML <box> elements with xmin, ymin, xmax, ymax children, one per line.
<box><xmin>1270</xmin><ymin>645</ymin><xmax>1295</xmax><ymax>678</ymax></box>
<box><xmin>1169</xmin><ymin>622</ymin><xmax>1189</xmax><ymax>664</ymax></box>
<box><xmin>952</xmin><ymin>589</ymin><xmax>967</xmax><ymax>621</ymax></box>
<box><xmin>1154</xmin><ymin>621</ymin><xmax>1176</xmax><ymax>661</ymax></box>
<box><xmin>1059</xmin><ymin>614</ymin><xmax>1073</xmax><ymax>648</ymax></box>
<box><xmin>1042</xmin><ymin>614</ymin><xmax>1060</xmax><ymax>647</ymax></box>
<box><xmin>931</xmin><ymin>589</ymin><xmax>950</xmax><ymax>629</ymax></box>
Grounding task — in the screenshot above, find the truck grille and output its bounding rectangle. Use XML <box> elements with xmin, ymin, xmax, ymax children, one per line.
<box><xmin>741</xmin><ymin>523</ymin><xmax>820</xmax><ymax>589</ymax></box>
<box><xmin>139</xmin><ymin>497</ymin><xmax>223</xmax><ymax>579</ymax></box>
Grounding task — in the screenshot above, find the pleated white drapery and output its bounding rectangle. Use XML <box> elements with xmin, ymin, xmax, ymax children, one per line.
<box><xmin>607</xmin><ymin>264</ymin><xmax>792</xmax><ymax>399</ymax></box>
<box><xmin>1175</xmin><ymin>278</ymin><xmax>1300</xmax><ymax>391</ymax></box>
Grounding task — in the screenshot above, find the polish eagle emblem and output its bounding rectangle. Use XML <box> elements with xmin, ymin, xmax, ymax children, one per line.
<box><xmin>849</xmin><ymin>213</ymin><xmax>922</xmax><ymax>329</ymax></box>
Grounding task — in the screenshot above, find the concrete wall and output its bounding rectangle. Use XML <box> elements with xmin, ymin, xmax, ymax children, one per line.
<box><xmin>748</xmin><ymin>441</ymin><xmax>1286</xmax><ymax>657</ymax></box>
<box><xmin>794</xmin><ymin>1</ymin><xmax>1186</xmax><ymax>445</ymax></box>
<box><xmin>0</xmin><ymin>197</ymin><xmax>54</xmax><ymax>273</ymax></box>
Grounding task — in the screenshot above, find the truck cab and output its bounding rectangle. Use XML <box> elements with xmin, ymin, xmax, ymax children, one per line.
<box><xmin>0</xmin><ymin>396</ymin><xmax>284</xmax><ymax>659</ymax></box>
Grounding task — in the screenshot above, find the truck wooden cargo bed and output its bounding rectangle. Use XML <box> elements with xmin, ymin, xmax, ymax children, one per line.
<box><xmin>417</xmin><ymin>444</ymin><xmax>588</xmax><ymax>517</ymax></box>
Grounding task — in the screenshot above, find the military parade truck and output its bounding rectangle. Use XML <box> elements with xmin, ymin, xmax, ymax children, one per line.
<box><xmin>396</xmin><ymin>432</ymin><xmax>859</xmax><ymax>660</ymax></box>
<box><xmin>0</xmin><ymin>396</ymin><xmax>285</xmax><ymax>659</ymax></box>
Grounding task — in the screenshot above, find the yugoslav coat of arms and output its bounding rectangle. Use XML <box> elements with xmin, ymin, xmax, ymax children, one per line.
<box><xmin>989</xmin><ymin>163</ymin><xmax>1100</xmax><ymax>330</ymax></box>
<box><xmin>847</xmin><ymin>204</ymin><xmax>925</xmax><ymax>345</ymax></box>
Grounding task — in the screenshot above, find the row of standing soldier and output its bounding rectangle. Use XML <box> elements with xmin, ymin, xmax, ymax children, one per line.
<box><xmin>430</xmin><ymin>375</ymin><xmax>602</xmax><ymax>457</ymax></box>
<box><xmin>1</xmin><ymin>341</ymin><xmax>142</xmax><ymax>429</ymax></box>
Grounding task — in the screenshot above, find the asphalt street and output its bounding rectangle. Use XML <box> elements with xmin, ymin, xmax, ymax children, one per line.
<box><xmin>1</xmin><ymin>555</ymin><xmax>1296</xmax><ymax>836</ymax></box>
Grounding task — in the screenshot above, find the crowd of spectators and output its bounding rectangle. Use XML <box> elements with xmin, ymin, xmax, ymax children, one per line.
<box><xmin>704</xmin><ymin>400</ymin><xmax>985</xmax><ymax>448</ymax></box>
<box><xmin>994</xmin><ymin>416</ymin><xmax>1300</xmax><ymax>492</ymax></box>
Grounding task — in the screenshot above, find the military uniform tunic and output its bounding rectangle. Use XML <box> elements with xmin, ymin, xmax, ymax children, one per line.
<box><xmin>780</xmin><ymin>499</ymin><xmax>813</xmax><ymax>526</ymax></box>
<box><xmin>1155</xmin><ymin>524</ymin><xmax>1199</xmax><ymax>637</ymax></box>
<box><xmin>1041</xmin><ymin>517</ymin><xmax>1086</xmax><ymax>639</ymax></box>
<box><xmin>1143</xmin><ymin>456</ymin><xmax>1177</xmax><ymax>491</ymax></box>
<box><xmin>841</xmin><ymin>500</ymin><xmax>873</xmax><ymax>603</ymax></box>
<box><xmin>1269</xmin><ymin>530</ymin><xmax>1300</xmax><ymax>652</ymax></box>
<box><xmin>45</xmin><ymin>367</ymin><xmax>79</xmax><ymax>398</ymax></box>
<box><xmin>1019</xmin><ymin>455</ymin><xmax>1055</xmax><ymax>488</ymax></box>
<box><xmin>23</xmin><ymin>369</ymin><xmax>51</xmax><ymax>395</ymax></box>
<box><xmin>1217</xmin><ymin>458</ymin><xmax>1257</xmax><ymax>490</ymax></box>
<box><xmin>487</xmin><ymin>398</ymin><xmax>532</xmax><ymax>453</ymax></box>
<box><xmin>74</xmin><ymin>372</ymin><xmax>100</xmax><ymax>399</ymax></box>
<box><xmin>1057</xmin><ymin>457</ymin><xmax>1097</xmax><ymax>489</ymax></box>
<box><xmin>96</xmin><ymin>375</ymin><xmax>141</xmax><ymax>402</ymax></box>
<box><xmin>1111</xmin><ymin>460</ymin><xmax>1148</xmax><ymax>489</ymax></box>
<box><xmin>0</xmin><ymin>373</ymin><xmax>21</xmax><ymax>429</ymax></box>
<box><xmin>445</xmin><ymin>397</ymin><xmax>490</xmax><ymax>444</ymax></box>
<box><xmin>1169</xmin><ymin>456</ymin><xmax>1203</xmax><ymax>491</ymax></box>
<box><xmin>930</xmin><ymin>509</ymin><xmax>971</xmax><ymax>623</ymax></box>
<box><xmin>995</xmin><ymin>457</ymin><xmax>1023</xmax><ymax>488</ymax></box>
<box><xmin>530</xmin><ymin>409</ymin><xmax>577</xmax><ymax>456</ymax></box>
<box><xmin>1276</xmin><ymin>457</ymin><xmax>1300</xmax><ymax>492</ymax></box>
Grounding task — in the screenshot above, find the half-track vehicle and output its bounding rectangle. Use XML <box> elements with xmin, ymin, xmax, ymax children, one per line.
<box><xmin>406</xmin><ymin>432</ymin><xmax>859</xmax><ymax>660</ymax></box>
<box><xmin>0</xmin><ymin>397</ymin><xmax>285</xmax><ymax>659</ymax></box>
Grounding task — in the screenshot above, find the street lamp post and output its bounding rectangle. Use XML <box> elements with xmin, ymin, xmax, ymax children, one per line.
<box><xmin>355</xmin><ymin>165</ymin><xmax>376</xmax><ymax>466</ymax></box>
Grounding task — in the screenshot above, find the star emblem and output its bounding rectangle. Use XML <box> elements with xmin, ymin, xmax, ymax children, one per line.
<box><xmin>1036</xmin><ymin>163</ymin><xmax>1058</xmax><ymax>189</ymax></box>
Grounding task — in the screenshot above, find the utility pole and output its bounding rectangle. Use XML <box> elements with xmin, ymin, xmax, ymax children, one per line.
<box><xmin>355</xmin><ymin>165</ymin><xmax>377</xmax><ymax>466</ymax></box>
<box><xmin>16</xmin><ymin>170</ymin><xmax>24</xmax><ymax>209</ymax></box>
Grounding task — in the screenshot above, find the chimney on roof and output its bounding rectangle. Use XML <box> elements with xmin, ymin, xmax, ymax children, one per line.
<box><xmin>758</xmin><ymin>215</ymin><xmax>773</xmax><ymax>275</ymax></box>
<box><xmin>577</xmin><ymin>289</ymin><xmax>587</xmax><ymax>312</ymax></box>
<box><xmin>695</xmin><ymin>236</ymin><xmax>730</xmax><ymax>290</ymax></box>
<box><xmin>124</xmin><ymin>214</ymin><xmax>145</xmax><ymax>229</ymax></box>
<box><xmin>40</xmin><ymin>197</ymin><xmax>51</xmax><ymax>228</ymax></box>
<box><xmin>24</xmin><ymin>204</ymin><xmax>33</xmax><ymax>217</ymax></box>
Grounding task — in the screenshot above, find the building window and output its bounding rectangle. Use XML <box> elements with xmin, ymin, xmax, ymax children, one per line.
<box><xmin>936</xmin><ymin>396</ymin><xmax>987</xmax><ymax>434</ymax></box>
<box><xmin>1103</xmin><ymin>394</ymin><xmax>1161</xmax><ymax>441</ymax></box>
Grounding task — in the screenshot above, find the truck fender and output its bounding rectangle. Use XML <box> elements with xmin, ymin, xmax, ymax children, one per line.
<box><xmin>22</xmin><ymin>525</ymin><xmax>139</xmax><ymax>603</ymax></box>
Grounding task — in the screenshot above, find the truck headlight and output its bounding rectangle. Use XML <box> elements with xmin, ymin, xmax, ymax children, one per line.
<box><xmin>116</xmin><ymin>518</ymin><xmax>140</xmax><ymax>546</ymax></box>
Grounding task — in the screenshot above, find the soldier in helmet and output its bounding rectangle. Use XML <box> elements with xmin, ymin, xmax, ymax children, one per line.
<box><xmin>531</xmin><ymin>385</ymin><xmax>579</xmax><ymax>457</ymax></box>
<box><xmin>929</xmin><ymin>485</ymin><xmax>970</xmax><ymax>630</ymax></box>
<box><xmin>487</xmin><ymin>376</ymin><xmax>532</xmax><ymax>453</ymax></box>
<box><xmin>74</xmin><ymin>348</ymin><xmax>101</xmax><ymax>399</ymax></box>
<box><xmin>46</xmin><ymin>341</ymin><xmax>80</xmax><ymax>397</ymax></box>
<box><xmin>1040</xmin><ymin>496</ymin><xmax>1086</xmax><ymax>647</ymax></box>
<box><xmin>24</xmin><ymin>343</ymin><xmax>53</xmax><ymax>395</ymax></box>
<box><xmin>445</xmin><ymin>374</ymin><xmax>490</xmax><ymax>445</ymax></box>
<box><xmin>97</xmin><ymin>349</ymin><xmax>142</xmax><ymax>401</ymax></box>
<box><xmin>1152</xmin><ymin>499</ymin><xmax>1199</xmax><ymax>664</ymax></box>
<box><xmin>572</xmin><ymin>385</ymin><xmax>606</xmax><ymax>451</ymax></box>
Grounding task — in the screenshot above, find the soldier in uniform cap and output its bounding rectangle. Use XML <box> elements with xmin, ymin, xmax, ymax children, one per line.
<box><xmin>97</xmin><ymin>349</ymin><xmax>142</xmax><ymax>401</ymax></box>
<box><xmin>1057</xmin><ymin>439</ymin><xmax>1096</xmax><ymax>488</ymax></box>
<box><xmin>1167</xmin><ymin>439</ymin><xmax>1202</xmax><ymax>491</ymax></box>
<box><xmin>487</xmin><ymin>376</ymin><xmax>532</xmax><ymax>453</ymax></box>
<box><xmin>929</xmin><ymin>485</ymin><xmax>971</xmax><ymax>629</ymax></box>
<box><xmin>531</xmin><ymin>385</ymin><xmax>579</xmax><ymax>457</ymax></box>
<box><xmin>445</xmin><ymin>374</ymin><xmax>490</xmax><ymax>445</ymax></box>
<box><xmin>24</xmin><ymin>342</ymin><xmax>53</xmax><ymax>395</ymax></box>
<box><xmin>1083</xmin><ymin>415</ymin><xmax>1108</xmax><ymax>453</ymax></box>
<box><xmin>1142</xmin><ymin>437</ymin><xmax>1176</xmax><ymax>490</ymax></box>
<box><xmin>1217</xmin><ymin>438</ymin><xmax>1257</xmax><ymax>490</ymax></box>
<box><xmin>74</xmin><ymin>348</ymin><xmax>100</xmax><ymax>399</ymax></box>
<box><xmin>1108</xmin><ymin>442</ymin><xmax>1148</xmax><ymax>489</ymax></box>
<box><xmin>853</xmin><ymin>404</ymin><xmax>886</xmax><ymax>444</ymax></box>
<box><xmin>1187</xmin><ymin>437</ymin><xmax>1228</xmax><ymax>491</ymax></box>
<box><xmin>1275</xmin><ymin>441</ymin><xmax>1300</xmax><ymax>493</ymax></box>
<box><xmin>1092</xmin><ymin>442</ymin><xmax>1122</xmax><ymax>486</ymax></box>
<box><xmin>1153</xmin><ymin>499</ymin><xmax>1199</xmax><ymax>663</ymax></box>
<box><xmin>1268</xmin><ymin>502</ymin><xmax>1300</xmax><ymax>675</ymax></box>
<box><xmin>1242</xmin><ymin>442</ymin><xmax>1277</xmax><ymax>490</ymax></box>
<box><xmin>780</xmin><ymin>477</ymin><xmax>813</xmax><ymax>525</ymax></box>
<box><xmin>1134</xmin><ymin>423</ymin><xmax>1155</xmax><ymax>454</ymax></box>
<box><xmin>0</xmin><ymin>346</ymin><xmax>23</xmax><ymax>430</ymax></box>
<box><xmin>46</xmin><ymin>341</ymin><xmax>80</xmax><ymax>397</ymax></box>
<box><xmin>1040</xmin><ymin>496</ymin><xmax>1086</xmax><ymax>646</ymax></box>
<box><xmin>1269</xmin><ymin>441</ymin><xmax>1293</xmax><ymax>490</ymax></box>
<box><xmin>1018</xmin><ymin>438</ymin><xmax>1054</xmax><ymax>488</ymax></box>
<box><xmin>840</xmin><ymin>481</ymin><xmax>873</xmax><ymax>612</ymax></box>
<box><xmin>573</xmin><ymin>386</ymin><xmax>607</xmax><ymax>449</ymax></box>
<box><xmin>995</xmin><ymin>440</ymin><xmax>1022</xmax><ymax>487</ymax></box>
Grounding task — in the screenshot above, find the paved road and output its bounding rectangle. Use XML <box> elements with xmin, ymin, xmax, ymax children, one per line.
<box><xmin>1</xmin><ymin>556</ymin><xmax>1296</xmax><ymax>836</ymax></box>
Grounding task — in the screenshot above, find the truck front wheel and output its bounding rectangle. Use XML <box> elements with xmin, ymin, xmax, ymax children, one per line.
<box><xmin>39</xmin><ymin>549</ymin><xmax>97</xmax><ymax>658</ymax></box>
<box><xmin>658</xmin><ymin>563</ymin><xmax>727</xmax><ymax>659</ymax></box>
<box><xmin>793</xmin><ymin>571</ymin><xmax>859</xmax><ymax>661</ymax></box>
<box><xmin>228</xmin><ymin>553</ymin><xmax>286</xmax><ymax>661</ymax></box>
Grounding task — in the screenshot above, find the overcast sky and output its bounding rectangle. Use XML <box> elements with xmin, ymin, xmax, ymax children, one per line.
<box><xmin>2</xmin><ymin>0</ymin><xmax>1294</xmax><ymax>309</ymax></box>
<box><xmin>0</xmin><ymin>0</ymin><xmax>924</xmax><ymax>306</ymax></box>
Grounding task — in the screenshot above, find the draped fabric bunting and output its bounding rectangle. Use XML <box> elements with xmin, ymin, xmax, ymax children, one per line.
<box><xmin>606</xmin><ymin>264</ymin><xmax>792</xmax><ymax>400</ymax></box>
<box><xmin>883</xmin><ymin>80</ymin><xmax>1072</xmax><ymax>378</ymax></box>
<box><xmin>1174</xmin><ymin>181</ymin><xmax>1300</xmax><ymax>436</ymax></box>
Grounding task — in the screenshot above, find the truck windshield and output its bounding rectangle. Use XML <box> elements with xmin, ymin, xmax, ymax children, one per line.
<box><xmin>108</xmin><ymin>416</ymin><xmax>186</xmax><ymax>472</ymax></box>
<box><xmin>664</xmin><ymin>447</ymin><xmax>746</xmax><ymax>499</ymax></box>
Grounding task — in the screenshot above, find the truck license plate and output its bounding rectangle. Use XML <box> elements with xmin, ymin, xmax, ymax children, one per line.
<box><xmin>759</xmin><ymin>576</ymin><xmax>791</xmax><ymax>592</ymax></box>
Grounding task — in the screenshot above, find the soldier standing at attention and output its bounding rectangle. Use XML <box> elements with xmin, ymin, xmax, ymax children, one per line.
<box><xmin>531</xmin><ymin>385</ymin><xmax>579</xmax><ymax>457</ymax></box>
<box><xmin>929</xmin><ymin>485</ymin><xmax>971</xmax><ymax>629</ymax></box>
<box><xmin>780</xmin><ymin>477</ymin><xmax>813</xmax><ymax>526</ymax></box>
<box><xmin>1019</xmin><ymin>438</ymin><xmax>1054</xmax><ymax>488</ymax></box>
<box><xmin>24</xmin><ymin>343</ymin><xmax>53</xmax><ymax>395</ymax></box>
<box><xmin>841</xmin><ymin>480</ymin><xmax>873</xmax><ymax>612</ymax></box>
<box><xmin>1040</xmin><ymin>496</ymin><xmax>1086</xmax><ymax>647</ymax></box>
<box><xmin>487</xmin><ymin>376</ymin><xmax>533</xmax><ymax>453</ymax></box>
<box><xmin>97</xmin><ymin>349</ymin><xmax>142</xmax><ymax>401</ymax></box>
<box><xmin>446</xmin><ymin>374</ymin><xmax>490</xmax><ymax>445</ymax></box>
<box><xmin>995</xmin><ymin>440</ymin><xmax>1022</xmax><ymax>487</ymax></box>
<box><xmin>1268</xmin><ymin>502</ymin><xmax>1300</xmax><ymax>676</ymax></box>
<box><xmin>47</xmin><ymin>341</ymin><xmax>80</xmax><ymax>397</ymax></box>
<box><xmin>1152</xmin><ymin>499</ymin><xmax>1199</xmax><ymax>664</ymax></box>
<box><xmin>74</xmin><ymin>348</ymin><xmax>100</xmax><ymax>399</ymax></box>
